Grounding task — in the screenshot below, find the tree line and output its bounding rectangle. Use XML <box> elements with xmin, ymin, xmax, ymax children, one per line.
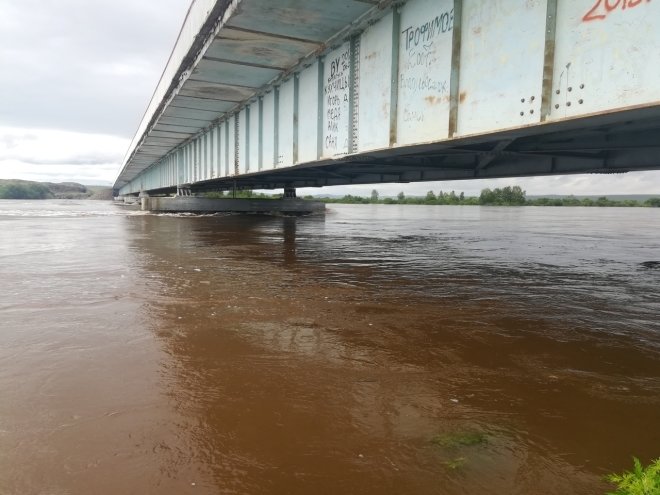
<box><xmin>316</xmin><ymin>186</ymin><xmax>660</xmax><ymax>207</ymax></box>
<box><xmin>0</xmin><ymin>181</ymin><xmax>52</xmax><ymax>199</ymax></box>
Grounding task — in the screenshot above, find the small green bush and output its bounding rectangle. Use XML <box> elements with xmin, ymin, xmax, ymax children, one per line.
<box><xmin>606</xmin><ymin>457</ymin><xmax>660</xmax><ymax>495</ymax></box>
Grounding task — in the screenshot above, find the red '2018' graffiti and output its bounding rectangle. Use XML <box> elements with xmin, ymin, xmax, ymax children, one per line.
<box><xmin>583</xmin><ymin>0</ymin><xmax>651</xmax><ymax>22</ymax></box>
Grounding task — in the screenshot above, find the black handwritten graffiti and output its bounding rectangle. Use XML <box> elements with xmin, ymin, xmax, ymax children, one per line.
<box><xmin>401</xmin><ymin>9</ymin><xmax>454</xmax><ymax>52</ymax></box>
<box><xmin>324</xmin><ymin>46</ymin><xmax>351</xmax><ymax>152</ymax></box>
<box><xmin>324</xmin><ymin>76</ymin><xmax>349</xmax><ymax>95</ymax></box>
<box><xmin>326</xmin><ymin>50</ymin><xmax>350</xmax><ymax>85</ymax></box>
<box><xmin>400</xmin><ymin>75</ymin><xmax>448</xmax><ymax>94</ymax></box>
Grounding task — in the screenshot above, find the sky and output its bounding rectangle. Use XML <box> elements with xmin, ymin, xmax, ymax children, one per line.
<box><xmin>1</xmin><ymin>0</ymin><xmax>659</xmax><ymax>196</ymax></box>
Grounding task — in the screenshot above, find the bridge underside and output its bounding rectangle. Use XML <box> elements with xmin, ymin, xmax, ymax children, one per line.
<box><xmin>144</xmin><ymin>106</ymin><xmax>660</xmax><ymax>194</ymax></box>
<box><xmin>115</xmin><ymin>0</ymin><xmax>660</xmax><ymax>196</ymax></box>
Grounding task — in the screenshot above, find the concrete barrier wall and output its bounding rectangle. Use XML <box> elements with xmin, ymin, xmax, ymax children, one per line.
<box><xmin>144</xmin><ymin>196</ymin><xmax>326</xmax><ymax>214</ymax></box>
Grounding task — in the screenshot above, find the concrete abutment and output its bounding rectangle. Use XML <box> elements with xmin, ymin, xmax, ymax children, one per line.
<box><xmin>140</xmin><ymin>196</ymin><xmax>325</xmax><ymax>215</ymax></box>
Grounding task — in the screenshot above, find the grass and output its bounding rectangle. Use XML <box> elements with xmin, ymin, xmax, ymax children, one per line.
<box><xmin>606</xmin><ymin>457</ymin><xmax>660</xmax><ymax>495</ymax></box>
<box><xmin>442</xmin><ymin>457</ymin><xmax>467</xmax><ymax>470</ymax></box>
<box><xmin>431</xmin><ymin>430</ymin><xmax>488</xmax><ymax>449</ymax></box>
<box><xmin>430</xmin><ymin>429</ymin><xmax>489</xmax><ymax>472</ymax></box>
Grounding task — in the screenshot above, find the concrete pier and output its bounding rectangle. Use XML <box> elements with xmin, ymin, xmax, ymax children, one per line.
<box><xmin>141</xmin><ymin>196</ymin><xmax>325</xmax><ymax>215</ymax></box>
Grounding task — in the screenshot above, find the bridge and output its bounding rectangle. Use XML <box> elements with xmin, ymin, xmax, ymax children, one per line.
<box><xmin>114</xmin><ymin>0</ymin><xmax>660</xmax><ymax>199</ymax></box>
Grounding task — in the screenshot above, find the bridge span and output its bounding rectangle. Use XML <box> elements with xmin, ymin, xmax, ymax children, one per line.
<box><xmin>114</xmin><ymin>0</ymin><xmax>660</xmax><ymax>197</ymax></box>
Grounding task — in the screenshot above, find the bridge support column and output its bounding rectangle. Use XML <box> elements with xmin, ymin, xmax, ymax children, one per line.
<box><xmin>139</xmin><ymin>191</ymin><xmax>150</xmax><ymax>211</ymax></box>
<box><xmin>284</xmin><ymin>186</ymin><xmax>296</xmax><ymax>199</ymax></box>
<box><xmin>177</xmin><ymin>186</ymin><xmax>192</xmax><ymax>196</ymax></box>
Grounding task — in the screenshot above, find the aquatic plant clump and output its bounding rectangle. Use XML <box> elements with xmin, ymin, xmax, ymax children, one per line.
<box><xmin>431</xmin><ymin>431</ymin><xmax>488</xmax><ymax>449</ymax></box>
<box><xmin>606</xmin><ymin>457</ymin><xmax>660</xmax><ymax>495</ymax></box>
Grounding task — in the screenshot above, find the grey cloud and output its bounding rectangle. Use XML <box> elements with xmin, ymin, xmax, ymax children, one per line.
<box><xmin>0</xmin><ymin>0</ymin><xmax>190</xmax><ymax>138</ymax></box>
<box><xmin>1</xmin><ymin>155</ymin><xmax>124</xmax><ymax>167</ymax></box>
<box><xmin>0</xmin><ymin>133</ymin><xmax>39</xmax><ymax>149</ymax></box>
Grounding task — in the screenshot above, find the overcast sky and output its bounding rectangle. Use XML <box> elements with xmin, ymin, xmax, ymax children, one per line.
<box><xmin>1</xmin><ymin>0</ymin><xmax>659</xmax><ymax>195</ymax></box>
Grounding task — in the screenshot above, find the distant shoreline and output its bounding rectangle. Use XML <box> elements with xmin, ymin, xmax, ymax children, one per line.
<box><xmin>312</xmin><ymin>187</ymin><xmax>660</xmax><ymax>207</ymax></box>
<box><xmin>0</xmin><ymin>179</ymin><xmax>112</xmax><ymax>200</ymax></box>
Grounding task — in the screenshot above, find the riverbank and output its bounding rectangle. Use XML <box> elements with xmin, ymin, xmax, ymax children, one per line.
<box><xmin>0</xmin><ymin>179</ymin><xmax>112</xmax><ymax>200</ymax></box>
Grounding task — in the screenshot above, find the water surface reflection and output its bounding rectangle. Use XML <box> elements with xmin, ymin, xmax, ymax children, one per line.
<box><xmin>127</xmin><ymin>205</ymin><xmax>659</xmax><ymax>494</ymax></box>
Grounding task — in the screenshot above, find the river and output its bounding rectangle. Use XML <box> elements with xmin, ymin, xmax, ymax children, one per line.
<box><xmin>0</xmin><ymin>200</ymin><xmax>658</xmax><ymax>494</ymax></box>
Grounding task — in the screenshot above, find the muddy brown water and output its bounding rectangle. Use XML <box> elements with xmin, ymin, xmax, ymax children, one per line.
<box><xmin>0</xmin><ymin>200</ymin><xmax>658</xmax><ymax>494</ymax></box>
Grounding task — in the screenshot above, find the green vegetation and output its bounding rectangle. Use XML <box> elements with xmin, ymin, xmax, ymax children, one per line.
<box><xmin>528</xmin><ymin>196</ymin><xmax>659</xmax><ymax>207</ymax></box>
<box><xmin>315</xmin><ymin>187</ymin><xmax>660</xmax><ymax>207</ymax></box>
<box><xmin>431</xmin><ymin>430</ymin><xmax>488</xmax><ymax>449</ymax></box>
<box><xmin>321</xmin><ymin>189</ymin><xmax>479</xmax><ymax>205</ymax></box>
<box><xmin>479</xmin><ymin>186</ymin><xmax>526</xmax><ymax>205</ymax></box>
<box><xmin>606</xmin><ymin>457</ymin><xmax>660</xmax><ymax>495</ymax></box>
<box><xmin>0</xmin><ymin>179</ymin><xmax>112</xmax><ymax>200</ymax></box>
<box><xmin>430</xmin><ymin>429</ymin><xmax>488</xmax><ymax>472</ymax></box>
<box><xmin>0</xmin><ymin>180</ymin><xmax>52</xmax><ymax>199</ymax></box>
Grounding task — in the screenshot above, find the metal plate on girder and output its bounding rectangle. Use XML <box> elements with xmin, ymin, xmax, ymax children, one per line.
<box><xmin>218</xmin><ymin>121</ymin><xmax>227</xmax><ymax>178</ymax></box>
<box><xmin>550</xmin><ymin>0</ymin><xmax>660</xmax><ymax>120</ymax></box>
<box><xmin>358</xmin><ymin>12</ymin><xmax>393</xmax><ymax>152</ymax></box>
<box><xmin>238</xmin><ymin>108</ymin><xmax>248</xmax><ymax>174</ymax></box>
<box><xmin>192</xmin><ymin>140</ymin><xmax>200</xmax><ymax>182</ymax></box>
<box><xmin>322</xmin><ymin>42</ymin><xmax>351</xmax><ymax>157</ymax></box>
<box><xmin>261</xmin><ymin>91</ymin><xmax>276</xmax><ymax>170</ymax></box>
<box><xmin>179</xmin><ymin>80</ymin><xmax>254</xmax><ymax>102</ymax></box>
<box><xmin>162</xmin><ymin>106</ymin><xmax>221</xmax><ymax>122</ymax></box>
<box><xmin>298</xmin><ymin>62</ymin><xmax>321</xmax><ymax>163</ymax></box>
<box><xmin>148</xmin><ymin>130</ymin><xmax>194</xmax><ymax>139</ymax></box>
<box><xmin>207</xmin><ymin>130</ymin><xmax>215</xmax><ymax>179</ymax></box>
<box><xmin>170</xmin><ymin>96</ymin><xmax>235</xmax><ymax>113</ymax></box>
<box><xmin>278</xmin><ymin>79</ymin><xmax>295</xmax><ymax>168</ymax></box>
<box><xmin>227</xmin><ymin>115</ymin><xmax>236</xmax><ymax>176</ymax></box>
<box><xmin>209</xmin><ymin>29</ymin><xmax>320</xmax><ymax>69</ymax></box>
<box><xmin>193</xmin><ymin>58</ymin><xmax>281</xmax><ymax>88</ymax></box>
<box><xmin>153</xmin><ymin>123</ymin><xmax>200</xmax><ymax>134</ymax></box>
<box><xmin>203</xmin><ymin>133</ymin><xmax>210</xmax><ymax>180</ymax></box>
<box><xmin>249</xmin><ymin>102</ymin><xmax>261</xmax><ymax>172</ymax></box>
<box><xmin>396</xmin><ymin>0</ymin><xmax>453</xmax><ymax>146</ymax></box>
<box><xmin>225</xmin><ymin>0</ymin><xmax>373</xmax><ymax>43</ymax></box>
<box><xmin>159</xmin><ymin>117</ymin><xmax>212</xmax><ymax>129</ymax></box>
<box><xmin>457</xmin><ymin>0</ymin><xmax>546</xmax><ymax>135</ymax></box>
<box><xmin>211</xmin><ymin>127</ymin><xmax>219</xmax><ymax>178</ymax></box>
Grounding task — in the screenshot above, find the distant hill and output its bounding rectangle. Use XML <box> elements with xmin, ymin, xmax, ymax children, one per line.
<box><xmin>0</xmin><ymin>179</ymin><xmax>113</xmax><ymax>200</ymax></box>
